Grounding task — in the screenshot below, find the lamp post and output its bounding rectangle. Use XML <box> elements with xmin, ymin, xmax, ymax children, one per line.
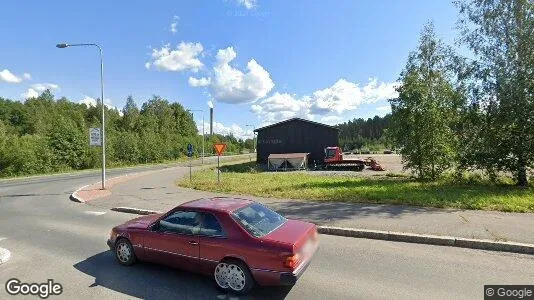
<box><xmin>187</xmin><ymin>109</ymin><xmax>205</xmax><ymax>164</ymax></box>
<box><xmin>245</xmin><ymin>124</ymin><xmax>256</xmax><ymax>162</ymax></box>
<box><xmin>56</xmin><ymin>43</ymin><xmax>106</xmax><ymax>189</ymax></box>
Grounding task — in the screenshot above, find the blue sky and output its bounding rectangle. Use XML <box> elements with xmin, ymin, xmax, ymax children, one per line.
<box><xmin>0</xmin><ymin>0</ymin><xmax>460</xmax><ymax>139</ymax></box>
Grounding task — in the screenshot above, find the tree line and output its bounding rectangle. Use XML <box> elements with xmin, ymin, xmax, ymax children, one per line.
<box><xmin>336</xmin><ymin>115</ymin><xmax>391</xmax><ymax>151</ymax></box>
<box><xmin>0</xmin><ymin>92</ymin><xmax>250</xmax><ymax>177</ymax></box>
<box><xmin>388</xmin><ymin>0</ymin><xmax>533</xmax><ymax>186</ymax></box>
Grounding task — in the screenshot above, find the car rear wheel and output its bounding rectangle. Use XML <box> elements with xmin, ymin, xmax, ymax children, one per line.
<box><xmin>214</xmin><ymin>259</ymin><xmax>254</xmax><ymax>295</ymax></box>
<box><xmin>115</xmin><ymin>239</ymin><xmax>136</xmax><ymax>266</ymax></box>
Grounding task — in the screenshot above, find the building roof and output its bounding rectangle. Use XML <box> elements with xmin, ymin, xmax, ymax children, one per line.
<box><xmin>253</xmin><ymin>117</ymin><xmax>339</xmax><ymax>132</ymax></box>
<box><xmin>179</xmin><ymin>197</ymin><xmax>253</xmax><ymax>212</ymax></box>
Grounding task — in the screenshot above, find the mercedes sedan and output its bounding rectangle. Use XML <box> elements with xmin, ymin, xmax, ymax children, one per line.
<box><xmin>107</xmin><ymin>197</ymin><xmax>318</xmax><ymax>295</ymax></box>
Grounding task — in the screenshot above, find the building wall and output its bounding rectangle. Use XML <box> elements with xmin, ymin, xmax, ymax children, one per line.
<box><xmin>255</xmin><ymin>120</ymin><xmax>339</xmax><ymax>165</ymax></box>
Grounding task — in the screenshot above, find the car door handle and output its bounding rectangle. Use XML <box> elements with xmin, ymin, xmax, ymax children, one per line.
<box><xmin>189</xmin><ymin>240</ymin><xmax>198</xmax><ymax>245</ymax></box>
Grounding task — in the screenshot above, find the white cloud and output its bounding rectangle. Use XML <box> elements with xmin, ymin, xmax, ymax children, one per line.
<box><xmin>169</xmin><ymin>15</ymin><xmax>179</xmax><ymax>33</ymax></box>
<box><xmin>320</xmin><ymin>115</ymin><xmax>342</xmax><ymax>125</ymax></box>
<box><xmin>236</xmin><ymin>0</ymin><xmax>257</xmax><ymax>9</ymax></box>
<box><xmin>188</xmin><ymin>76</ymin><xmax>211</xmax><ymax>87</ymax></box>
<box><xmin>147</xmin><ymin>42</ymin><xmax>204</xmax><ymax>72</ymax></box>
<box><xmin>144</xmin><ymin>62</ymin><xmax>151</xmax><ymax>69</ymax></box>
<box><xmin>196</xmin><ymin>120</ymin><xmax>251</xmax><ymax>140</ymax></box>
<box><xmin>376</xmin><ymin>105</ymin><xmax>391</xmax><ymax>111</ymax></box>
<box><xmin>21</xmin><ymin>88</ymin><xmax>39</xmax><ymax>99</ymax></box>
<box><xmin>311</xmin><ymin>78</ymin><xmax>398</xmax><ymax>115</ymax></box>
<box><xmin>21</xmin><ymin>83</ymin><xmax>60</xmax><ymax>99</ymax></box>
<box><xmin>80</xmin><ymin>96</ymin><xmax>98</xmax><ymax>107</ymax></box>
<box><xmin>31</xmin><ymin>83</ymin><xmax>59</xmax><ymax>92</ymax></box>
<box><xmin>250</xmin><ymin>78</ymin><xmax>398</xmax><ymax>124</ymax></box>
<box><xmin>0</xmin><ymin>69</ymin><xmax>23</xmax><ymax>83</ymax></box>
<box><xmin>79</xmin><ymin>95</ymin><xmax>118</xmax><ymax>112</ymax></box>
<box><xmin>207</xmin><ymin>47</ymin><xmax>274</xmax><ymax>103</ymax></box>
<box><xmin>376</xmin><ymin>105</ymin><xmax>392</xmax><ymax>116</ymax></box>
<box><xmin>23</xmin><ymin>73</ymin><xmax>32</xmax><ymax>80</ymax></box>
<box><xmin>207</xmin><ymin>100</ymin><xmax>214</xmax><ymax>108</ymax></box>
<box><xmin>251</xmin><ymin>92</ymin><xmax>312</xmax><ymax>123</ymax></box>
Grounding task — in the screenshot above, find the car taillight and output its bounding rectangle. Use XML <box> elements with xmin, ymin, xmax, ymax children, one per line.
<box><xmin>284</xmin><ymin>254</ymin><xmax>300</xmax><ymax>269</ymax></box>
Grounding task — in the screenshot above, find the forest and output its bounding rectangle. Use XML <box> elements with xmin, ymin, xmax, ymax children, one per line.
<box><xmin>0</xmin><ymin>91</ymin><xmax>250</xmax><ymax>177</ymax></box>
<box><xmin>336</xmin><ymin>115</ymin><xmax>391</xmax><ymax>152</ymax></box>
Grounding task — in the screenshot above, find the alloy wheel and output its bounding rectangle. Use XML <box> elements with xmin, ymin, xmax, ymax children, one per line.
<box><xmin>116</xmin><ymin>242</ymin><xmax>131</xmax><ymax>263</ymax></box>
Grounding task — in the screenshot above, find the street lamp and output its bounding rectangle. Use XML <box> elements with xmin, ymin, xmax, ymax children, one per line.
<box><xmin>187</xmin><ymin>109</ymin><xmax>205</xmax><ymax>164</ymax></box>
<box><xmin>57</xmin><ymin>42</ymin><xmax>106</xmax><ymax>189</ymax></box>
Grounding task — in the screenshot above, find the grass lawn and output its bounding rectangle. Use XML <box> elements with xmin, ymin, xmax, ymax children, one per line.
<box><xmin>178</xmin><ymin>161</ymin><xmax>534</xmax><ymax>213</ymax></box>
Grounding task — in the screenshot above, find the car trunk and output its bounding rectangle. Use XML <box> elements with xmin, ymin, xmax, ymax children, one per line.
<box><xmin>261</xmin><ymin>219</ymin><xmax>317</xmax><ymax>255</ymax></box>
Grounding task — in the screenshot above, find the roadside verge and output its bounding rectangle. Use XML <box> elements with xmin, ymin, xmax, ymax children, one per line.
<box><xmin>110</xmin><ymin>207</ymin><xmax>534</xmax><ymax>255</ymax></box>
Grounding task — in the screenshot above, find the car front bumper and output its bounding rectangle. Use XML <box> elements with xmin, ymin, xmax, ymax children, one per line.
<box><xmin>106</xmin><ymin>239</ymin><xmax>114</xmax><ymax>250</ymax></box>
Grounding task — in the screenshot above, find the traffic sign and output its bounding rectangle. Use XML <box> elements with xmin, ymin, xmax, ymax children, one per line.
<box><xmin>89</xmin><ymin>128</ymin><xmax>101</xmax><ymax>146</ymax></box>
<box><xmin>214</xmin><ymin>143</ymin><xmax>227</xmax><ymax>156</ymax></box>
<box><xmin>187</xmin><ymin>143</ymin><xmax>194</xmax><ymax>157</ymax></box>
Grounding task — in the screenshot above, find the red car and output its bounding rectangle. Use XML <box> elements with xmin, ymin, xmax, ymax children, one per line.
<box><xmin>107</xmin><ymin>197</ymin><xmax>318</xmax><ymax>295</ymax></box>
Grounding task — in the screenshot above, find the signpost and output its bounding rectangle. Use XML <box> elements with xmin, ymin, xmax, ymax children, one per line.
<box><xmin>187</xmin><ymin>143</ymin><xmax>194</xmax><ymax>182</ymax></box>
<box><xmin>89</xmin><ymin>128</ymin><xmax>102</xmax><ymax>146</ymax></box>
<box><xmin>213</xmin><ymin>143</ymin><xmax>227</xmax><ymax>184</ymax></box>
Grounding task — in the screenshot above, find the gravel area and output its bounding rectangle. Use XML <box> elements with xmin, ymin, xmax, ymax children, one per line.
<box><xmin>304</xmin><ymin>154</ymin><xmax>407</xmax><ymax>177</ymax></box>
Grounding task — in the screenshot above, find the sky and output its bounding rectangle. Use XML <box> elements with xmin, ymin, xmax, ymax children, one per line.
<box><xmin>0</xmin><ymin>0</ymin><xmax>460</xmax><ymax>139</ymax></box>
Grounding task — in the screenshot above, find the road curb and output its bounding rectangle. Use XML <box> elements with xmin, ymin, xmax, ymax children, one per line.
<box><xmin>0</xmin><ymin>247</ymin><xmax>11</xmax><ymax>264</ymax></box>
<box><xmin>111</xmin><ymin>207</ymin><xmax>163</xmax><ymax>215</ymax></box>
<box><xmin>70</xmin><ymin>183</ymin><xmax>92</xmax><ymax>203</ymax></box>
<box><xmin>318</xmin><ymin>226</ymin><xmax>534</xmax><ymax>255</ymax></box>
<box><xmin>69</xmin><ymin>155</ymin><xmax>251</xmax><ymax>204</ymax></box>
<box><xmin>108</xmin><ymin>207</ymin><xmax>534</xmax><ymax>255</ymax></box>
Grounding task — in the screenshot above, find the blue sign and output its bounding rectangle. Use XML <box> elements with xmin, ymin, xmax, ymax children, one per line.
<box><xmin>187</xmin><ymin>143</ymin><xmax>194</xmax><ymax>157</ymax></box>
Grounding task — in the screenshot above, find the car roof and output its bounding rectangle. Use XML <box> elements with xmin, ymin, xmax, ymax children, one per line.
<box><xmin>179</xmin><ymin>197</ymin><xmax>254</xmax><ymax>213</ymax></box>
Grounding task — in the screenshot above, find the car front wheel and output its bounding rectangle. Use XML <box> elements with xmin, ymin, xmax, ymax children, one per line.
<box><xmin>115</xmin><ymin>239</ymin><xmax>136</xmax><ymax>266</ymax></box>
<box><xmin>214</xmin><ymin>259</ymin><xmax>254</xmax><ymax>295</ymax></box>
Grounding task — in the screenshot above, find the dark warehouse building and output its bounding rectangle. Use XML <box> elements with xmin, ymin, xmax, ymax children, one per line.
<box><xmin>254</xmin><ymin>118</ymin><xmax>339</xmax><ymax>165</ymax></box>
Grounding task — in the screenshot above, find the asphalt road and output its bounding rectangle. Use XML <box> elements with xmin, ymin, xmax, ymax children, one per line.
<box><xmin>1</xmin><ymin>161</ymin><xmax>533</xmax><ymax>299</ymax></box>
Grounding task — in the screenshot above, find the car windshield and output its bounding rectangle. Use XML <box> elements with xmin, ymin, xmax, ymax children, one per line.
<box><xmin>232</xmin><ymin>203</ymin><xmax>286</xmax><ymax>237</ymax></box>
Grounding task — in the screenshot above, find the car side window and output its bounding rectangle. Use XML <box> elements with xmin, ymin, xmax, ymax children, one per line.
<box><xmin>200</xmin><ymin>213</ymin><xmax>225</xmax><ymax>237</ymax></box>
<box><xmin>159</xmin><ymin>211</ymin><xmax>201</xmax><ymax>235</ymax></box>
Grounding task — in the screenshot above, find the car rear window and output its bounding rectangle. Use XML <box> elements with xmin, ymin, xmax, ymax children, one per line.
<box><xmin>232</xmin><ymin>203</ymin><xmax>286</xmax><ymax>237</ymax></box>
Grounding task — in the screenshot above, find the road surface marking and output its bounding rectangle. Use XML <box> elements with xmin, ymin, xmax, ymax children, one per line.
<box><xmin>0</xmin><ymin>247</ymin><xmax>11</xmax><ymax>264</ymax></box>
<box><xmin>0</xmin><ymin>238</ymin><xmax>10</xmax><ymax>264</ymax></box>
<box><xmin>84</xmin><ymin>211</ymin><xmax>107</xmax><ymax>216</ymax></box>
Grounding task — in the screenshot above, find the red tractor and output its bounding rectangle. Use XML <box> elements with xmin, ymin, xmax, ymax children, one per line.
<box><xmin>323</xmin><ymin>147</ymin><xmax>366</xmax><ymax>171</ymax></box>
<box><xmin>323</xmin><ymin>147</ymin><xmax>385</xmax><ymax>171</ymax></box>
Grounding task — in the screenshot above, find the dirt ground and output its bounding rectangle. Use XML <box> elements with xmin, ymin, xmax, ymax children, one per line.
<box><xmin>305</xmin><ymin>154</ymin><xmax>406</xmax><ymax>177</ymax></box>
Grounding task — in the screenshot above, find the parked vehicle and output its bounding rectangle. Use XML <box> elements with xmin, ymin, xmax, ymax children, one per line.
<box><xmin>323</xmin><ymin>146</ymin><xmax>366</xmax><ymax>171</ymax></box>
<box><xmin>107</xmin><ymin>197</ymin><xmax>318</xmax><ymax>295</ymax></box>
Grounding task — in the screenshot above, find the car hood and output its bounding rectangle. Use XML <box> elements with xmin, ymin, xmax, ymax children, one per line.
<box><xmin>120</xmin><ymin>213</ymin><xmax>162</xmax><ymax>230</ymax></box>
<box><xmin>261</xmin><ymin>219</ymin><xmax>315</xmax><ymax>247</ymax></box>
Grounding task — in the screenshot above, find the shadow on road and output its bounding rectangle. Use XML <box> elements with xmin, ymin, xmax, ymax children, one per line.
<box><xmin>266</xmin><ymin>200</ymin><xmax>447</xmax><ymax>224</ymax></box>
<box><xmin>74</xmin><ymin>251</ymin><xmax>292</xmax><ymax>299</ymax></box>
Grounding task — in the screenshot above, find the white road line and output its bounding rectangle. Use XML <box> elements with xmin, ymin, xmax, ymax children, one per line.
<box><xmin>0</xmin><ymin>238</ymin><xmax>10</xmax><ymax>264</ymax></box>
<box><xmin>0</xmin><ymin>247</ymin><xmax>11</xmax><ymax>264</ymax></box>
<box><xmin>84</xmin><ymin>211</ymin><xmax>107</xmax><ymax>216</ymax></box>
